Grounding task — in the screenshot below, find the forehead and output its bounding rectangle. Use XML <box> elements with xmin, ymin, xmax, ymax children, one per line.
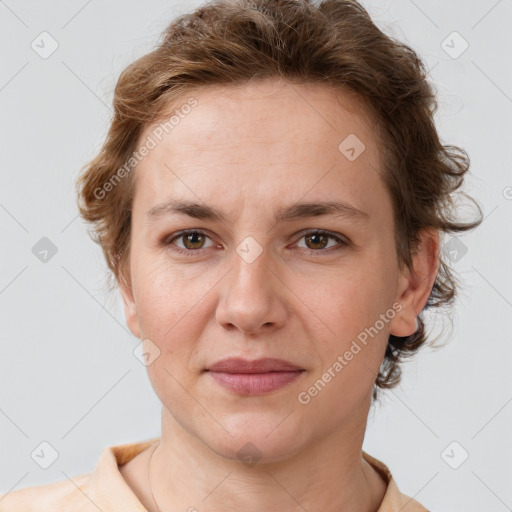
<box><xmin>149</xmin><ymin>78</ymin><xmax>379</xmax><ymax>153</ymax></box>
<box><xmin>133</xmin><ymin>78</ymin><xmax>388</xmax><ymax>223</ymax></box>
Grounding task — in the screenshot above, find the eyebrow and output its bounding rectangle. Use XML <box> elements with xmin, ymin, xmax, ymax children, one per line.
<box><xmin>146</xmin><ymin>199</ymin><xmax>369</xmax><ymax>223</ymax></box>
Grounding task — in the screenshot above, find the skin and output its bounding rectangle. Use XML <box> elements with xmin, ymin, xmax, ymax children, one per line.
<box><xmin>118</xmin><ymin>77</ymin><xmax>440</xmax><ymax>512</ymax></box>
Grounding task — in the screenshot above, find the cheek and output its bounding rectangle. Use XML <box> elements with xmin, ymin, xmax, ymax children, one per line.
<box><xmin>132</xmin><ymin>258</ymin><xmax>212</xmax><ymax>364</ymax></box>
<box><xmin>324</xmin><ymin>262</ymin><xmax>391</xmax><ymax>321</ymax></box>
<box><xmin>132</xmin><ymin>261</ymin><xmax>188</xmax><ymax>340</ymax></box>
<box><xmin>311</xmin><ymin>284</ymin><xmax>391</xmax><ymax>410</ymax></box>
<box><xmin>318</xmin><ymin>264</ymin><xmax>393</xmax><ymax>365</ymax></box>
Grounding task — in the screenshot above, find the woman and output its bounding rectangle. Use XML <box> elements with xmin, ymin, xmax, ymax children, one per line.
<box><xmin>0</xmin><ymin>0</ymin><xmax>482</xmax><ymax>510</ymax></box>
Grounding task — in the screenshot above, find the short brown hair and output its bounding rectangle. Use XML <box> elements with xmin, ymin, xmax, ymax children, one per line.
<box><xmin>76</xmin><ymin>0</ymin><xmax>483</xmax><ymax>399</ymax></box>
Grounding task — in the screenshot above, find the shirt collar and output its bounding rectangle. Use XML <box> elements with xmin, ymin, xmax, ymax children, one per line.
<box><xmin>88</xmin><ymin>438</ymin><xmax>423</xmax><ymax>512</ymax></box>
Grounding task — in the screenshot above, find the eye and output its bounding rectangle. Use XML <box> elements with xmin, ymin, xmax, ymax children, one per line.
<box><xmin>163</xmin><ymin>230</ymin><xmax>216</xmax><ymax>255</ymax></box>
<box><xmin>162</xmin><ymin>229</ymin><xmax>349</xmax><ymax>257</ymax></box>
<box><xmin>295</xmin><ymin>230</ymin><xmax>349</xmax><ymax>252</ymax></box>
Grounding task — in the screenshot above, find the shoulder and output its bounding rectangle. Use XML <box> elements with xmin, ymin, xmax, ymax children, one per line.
<box><xmin>0</xmin><ymin>438</ymin><xmax>159</xmax><ymax>512</ymax></box>
<box><xmin>362</xmin><ymin>450</ymin><xmax>431</xmax><ymax>512</ymax></box>
<box><xmin>0</xmin><ymin>473</ymin><xmax>94</xmax><ymax>512</ymax></box>
<box><xmin>387</xmin><ymin>478</ymin><xmax>431</xmax><ymax>511</ymax></box>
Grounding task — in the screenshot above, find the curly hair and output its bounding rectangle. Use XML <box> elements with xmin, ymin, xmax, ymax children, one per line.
<box><xmin>75</xmin><ymin>0</ymin><xmax>483</xmax><ymax>400</ymax></box>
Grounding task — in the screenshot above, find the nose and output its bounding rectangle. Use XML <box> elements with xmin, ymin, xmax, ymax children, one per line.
<box><xmin>215</xmin><ymin>249</ymin><xmax>287</xmax><ymax>336</ymax></box>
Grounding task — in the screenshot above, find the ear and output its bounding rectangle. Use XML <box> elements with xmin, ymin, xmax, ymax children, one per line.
<box><xmin>389</xmin><ymin>228</ymin><xmax>440</xmax><ymax>337</ymax></box>
<box><xmin>118</xmin><ymin>275</ymin><xmax>142</xmax><ymax>339</ymax></box>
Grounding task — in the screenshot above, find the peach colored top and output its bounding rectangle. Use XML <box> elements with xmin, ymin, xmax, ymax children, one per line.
<box><xmin>0</xmin><ymin>437</ymin><xmax>429</xmax><ymax>511</ymax></box>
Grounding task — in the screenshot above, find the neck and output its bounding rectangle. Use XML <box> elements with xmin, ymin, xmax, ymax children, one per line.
<box><xmin>148</xmin><ymin>406</ymin><xmax>387</xmax><ymax>512</ymax></box>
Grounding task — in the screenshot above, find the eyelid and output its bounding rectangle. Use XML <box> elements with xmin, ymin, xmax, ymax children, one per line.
<box><xmin>163</xmin><ymin>229</ymin><xmax>217</xmax><ymax>252</ymax></box>
<box><xmin>294</xmin><ymin>228</ymin><xmax>349</xmax><ymax>245</ymax></box>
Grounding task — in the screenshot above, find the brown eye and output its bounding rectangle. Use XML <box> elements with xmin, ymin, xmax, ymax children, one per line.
<box><xmin>181</xmin><ymin>232</ymin><xmax>207</xmax><ymax>250</ymax></box>
<box><xmin>163</xmin><ymin>230</ymin><xmax>216</xmax><ymax>255</ymax></box>
<box><xmin>304</xmin><ymin>233</ymin><xmax>330</xmax><ymax>250</ymax></box>
<box><xmin>296</xmin><ymin>230</ymin><xmax>348</xmax><ymax>253</ymax></box>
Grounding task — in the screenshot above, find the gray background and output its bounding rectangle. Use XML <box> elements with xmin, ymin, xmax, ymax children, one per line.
<box><xmin>1</xmin><ymin>1</ymin><xmax>511</xmax><ymax>510</ymax></box>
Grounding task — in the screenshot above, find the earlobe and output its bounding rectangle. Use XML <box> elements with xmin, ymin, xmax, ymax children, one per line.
<box><xmin>389</xmin><ymin>228</ymin><xmax>440</xmax><ymax>338</ymax></box>
<box><xmin>119</xmin><ymin>277</ymin><xmax>141</xmax><ymax>339</ymax></box>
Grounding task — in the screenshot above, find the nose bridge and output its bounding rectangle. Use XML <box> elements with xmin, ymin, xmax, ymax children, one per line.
<box><xmin>216</xmin><ymin>239</ymin><xmax>285</xmax><ymax>333</ymax></box>
<box><xmin>230</xmin><ymin>240</ymin><xmax>274</xmax><ymax>307</ymax></box>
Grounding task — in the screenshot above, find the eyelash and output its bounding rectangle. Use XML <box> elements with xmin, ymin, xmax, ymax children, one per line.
<box><xmin>161</xmin><ymin>229</ymin><xmax>349</xmax><ymax>257</ymax></box>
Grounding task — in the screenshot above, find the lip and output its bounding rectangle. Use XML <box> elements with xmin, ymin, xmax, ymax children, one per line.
<box><xmin>206</xmin><ymin>358</ymin><xmax>305</xmax><ymax>395</ymax></box>
<box><xmin>206</xmin><ymin>357</ymin><xmax>303</xmax><ymax>373</ymax></box>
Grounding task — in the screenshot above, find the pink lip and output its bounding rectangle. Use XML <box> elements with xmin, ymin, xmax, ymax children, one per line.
<box><xmin>206</xmin><ymin>357</ymin><xmax>304</xmax><ymax>395</ymax></box>
<box><xmin>207</xmin><ymin>357</ymin><xmax>303</xmax><ymax>373</ymax></box>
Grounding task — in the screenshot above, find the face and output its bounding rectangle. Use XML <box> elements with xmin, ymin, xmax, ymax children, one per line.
<box><xmin>120</xmin><ymin>78</ymin><xmax>435</xmax><ymax>462</ymax></box>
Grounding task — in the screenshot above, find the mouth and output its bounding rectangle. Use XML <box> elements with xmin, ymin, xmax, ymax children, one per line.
<box><xmin>205</xmin><ymin>357</ymin><xmax>305</xmax><ymax>395</ymax></box>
